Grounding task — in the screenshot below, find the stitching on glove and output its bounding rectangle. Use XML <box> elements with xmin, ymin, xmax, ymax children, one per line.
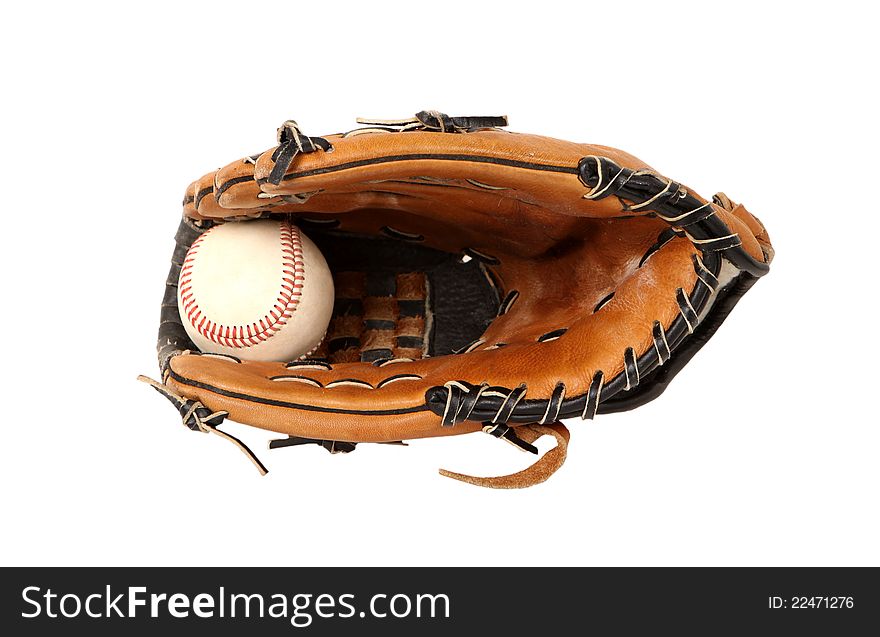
<box><xmin>538</xmin><ymin>329</ymin><xmax>568</xmax><ymax>343</ymax></box>
<box><xmin>593</xmin><ymin>292</ymin><xmax>615</xmax><ymax>313</ymax></box>
<box><xmin>693</xmin><ymin>254</ymin><xmax>719</xmax><ymax>292</ymax></box>
<box><xmin>658</xmin><ymin>201</ymin><xmax>715</xmax><ymax>226</ymax></box>
<box><xmin>459</xmin><ymin>339</ymin><xmax>486</xmax><ymax>354</ymax></box>
<box><xmin>285</xmin><ymin>360</ymin><xmax>333</xmax><ymax>371</ymax></box>
<box><xmin>652</xmin><ymin>321</ymin><xmax>672</xmax><ymax>364</ymax></box>
<box><xmin>623</xmin><ymin>348</ymin><xmax>640</xmax><ymax>391</ymax></box>
<box><xmin>684</xmin><ymin>232</ymin><xmax>742</xmax><ymax>252</ymax></box>
<box><xmin>492</xmin><ymin>384</ymin><xmax>527</xmax><ymax>424</ymax></box>
<box><xmin>638</xmin><ymin>228</ymin><xmax>678</xmax><ymax>268</ymax></box>
<box><xmin>539</xmin><ymin>382</ymin><xmax>567</xmax><ymax>425</ymax></box>
<box><xmin>376</xmin><ymin>358</ymin><xmax>415</xmax><ymax>367</ymax></box>
<box><xmin>466</xmin><ymin>178</ymin><xmax>508</xmax><ymax>190</ymax></box>
<box><xmin>440</xmin><ymin>381</ymin><xmax>490</xmax><ymax>426</ymax></box>
<box><xmin>676</xmin><ymin>288</ymin><xmax>698</xmax><ymax>334</ymax></box>
<box><xmin>194</xmin><ymin>352</ymin><xmax>242</xmax><ymax>364</ymax></box>
<box><xmin>628</xmin><ymin>178</ymin><xmax>674</xmax><ymax>211</ymax></box>
<box><xmin>581</xmin><ymin>371</ymin><xmax>605</xmax><ymax>421</ymax></box>
<box><xmin>325</xmin><ymin>379</ymin><xmax>375</xmax><ymax>390</ymax></box>
<box><xmin>497</xmin><ymin>290</ymin><xmax>519</xmax><ymax>316</ymax></box>
<box><xmin>269</xmin><ymin>375</ymin><xmax>323</xmax><ymax>387</ymax></box>
<box><xmin>461</xmin><ymin>247</ymin><xmax>499</xmax><ymax>265</ymax></box>
<box><xmin>577</xmin><ymin>155</ymin><xmax>767</xmax><ymax>276</ymax></box>
<box><xmin>380</xmin><ymin>226</ymin><xmax>425</xmax><ymax>241</ymax></box>
<box><xmin>376</xmin><ymin>374</ymin><xmax>423</xmax><ymax>388</ymax></box>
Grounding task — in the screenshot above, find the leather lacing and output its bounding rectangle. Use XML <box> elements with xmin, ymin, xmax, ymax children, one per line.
<box><xmin>354</xmin><ymin>110</ymin><xmax>508</xmax><ymax>134</ymax></box>
<box><xmin>439</xmin><ymin>423</ymin><xmax>570</xmax><ymax>489</ymax></box>
<box><xmin>137</xmin><ymin>375</ymin><xmax>268</xmax><ymax>476</ymax></box>
<box><xmin>266</xmin><ymin>120</ymin><xmax>333</xmax><ymax>186</ymax></box>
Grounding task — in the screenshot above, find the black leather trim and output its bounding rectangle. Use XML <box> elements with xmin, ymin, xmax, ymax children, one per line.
<box><xmin>598</xmin><ymin>273</ymin><xmax>758</xmax><ymax>413</ymax></box>
<box><xmin>578</xmin><ymin>156</ymin><xmax>769</xmax><ymax>277</ymax></box>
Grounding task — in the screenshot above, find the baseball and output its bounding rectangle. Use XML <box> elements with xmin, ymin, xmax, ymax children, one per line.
<box><xmin>177</xmin><ymin>219</ymin><xmax>334</xmax><ymax>362</ymax></box>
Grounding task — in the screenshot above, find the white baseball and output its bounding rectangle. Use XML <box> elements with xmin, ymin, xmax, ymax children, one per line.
<box><xmin>177</xmin><ymin>219</ymin><xmax>334</xmax><ymax>362</ymax></box>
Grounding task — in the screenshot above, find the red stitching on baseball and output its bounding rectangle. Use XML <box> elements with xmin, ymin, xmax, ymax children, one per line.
<box><xmin>179</xmin><ymin>221</ymin><xmax>305</xmax><ymax>349</ymax></box>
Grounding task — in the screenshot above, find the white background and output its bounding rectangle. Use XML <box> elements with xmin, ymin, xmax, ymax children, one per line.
<box><xmin>1</xmin><ymin>1</ymin><xmax>877</xmax><ymax>567</ymax></box>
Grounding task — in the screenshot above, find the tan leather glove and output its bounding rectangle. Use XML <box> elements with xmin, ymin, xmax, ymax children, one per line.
<box><xmin>143</xmin><ymin>110</ymin><xmax>773</xmax><ymax>488</ymax></box>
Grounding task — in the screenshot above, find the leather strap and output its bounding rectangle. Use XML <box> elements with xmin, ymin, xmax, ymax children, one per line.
<box><xmin>138</xmin><ymin>375</ymin><xmax>268</xmax><ymax>475</ymax></box>
<box><xmin>439</xmin><ymin>423</ymin><xmax>570</xmax><ymax>488</ymax></box>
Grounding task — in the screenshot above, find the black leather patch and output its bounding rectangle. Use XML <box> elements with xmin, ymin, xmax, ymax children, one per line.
<box><xmin>310</xmin><ymin>232</ymin><xmax>500</xmax><ymax>357</ymax></box>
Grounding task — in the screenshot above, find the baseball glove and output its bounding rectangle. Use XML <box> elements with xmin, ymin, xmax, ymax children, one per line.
<box><xmin>141</xmin><ymin>110</ymin><xmax>773</xmax><ymax>488</ymax></box>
